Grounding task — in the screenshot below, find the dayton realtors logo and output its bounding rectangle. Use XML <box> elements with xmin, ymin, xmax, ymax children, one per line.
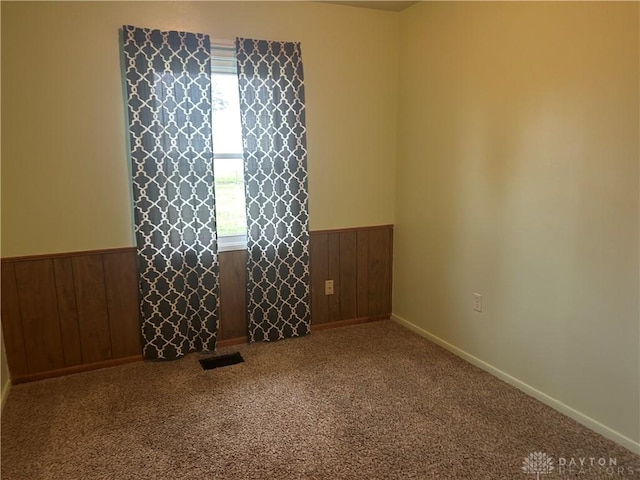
<box><xmin>522</xmin><ymin>452</ymin><xmax>637</xmax><ymax>478</ymax></box>
<box><xmin>522</xmin><ymin>452</ymin><xmax>554</xmax><ymax>479</ymax></box>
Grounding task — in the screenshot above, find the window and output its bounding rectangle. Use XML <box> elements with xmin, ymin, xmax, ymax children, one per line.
<box><xmin>211</xmin><ymin>44</ymin><xmax>246</xmax><ymax>251</ymax></box>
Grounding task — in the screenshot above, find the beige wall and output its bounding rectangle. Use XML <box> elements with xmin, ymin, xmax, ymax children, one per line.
<box><xmin>395</xmin><ymin>2</ymin><xmax>639</xmax><ymax>446</ymax></box>
<box><xmin>1</xmin><ymin>1</ymin><xmax>398</xmax><ymax>257</ymax></box>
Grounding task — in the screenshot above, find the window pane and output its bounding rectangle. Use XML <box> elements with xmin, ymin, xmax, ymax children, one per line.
<box><xmin>211</xmin><ymin>64</ymin><xmax>246</xmax><ymax>240</ymax></box>
<box><xmin>212</xmin><ymin>73</ymin><xmax>243</xmax><ymax>154</ymax></box>
<box><xmin>214</xmin><ymin>157</ymin><xmax>246</xmax><ymax>236</ymax></box>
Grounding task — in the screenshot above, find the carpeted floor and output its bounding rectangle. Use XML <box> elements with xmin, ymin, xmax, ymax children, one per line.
<box><xmin>2</xmin><ymin>320</ymin><xmax>638</xmax><ymax>479</ymax></box>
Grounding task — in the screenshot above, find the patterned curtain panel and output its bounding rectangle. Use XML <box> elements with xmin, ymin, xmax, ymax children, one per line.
<box><xmin>122</xmin><ymin>25</ymin><xmax>220</xmax><ymax>359</ymax></box>
<box><xmin>236</xmin><ymin>38</ymin><xmax>311</xmax><ymax>342</ymax></box>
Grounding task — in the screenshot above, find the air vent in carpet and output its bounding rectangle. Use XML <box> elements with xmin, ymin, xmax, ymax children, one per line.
<box><xmin>199</xmin><ymin>352</ymin><xmax>244</xmax><ymax>370</ymax></box>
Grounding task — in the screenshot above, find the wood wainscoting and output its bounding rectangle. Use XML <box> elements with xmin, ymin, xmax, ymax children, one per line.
<box><xmin>1</xmin><ymin>225</ymin><xmax>393</xmax><ymax>383</ymax></box>
<box><xmin>310</xmin><ymin>226</ymin><xmax>393</xmax><ymax>326</ymax></box>
<box><xmin>1</xmin><ymin>248</ymin><xmax>143</xmax><ymax>384</ymax></box>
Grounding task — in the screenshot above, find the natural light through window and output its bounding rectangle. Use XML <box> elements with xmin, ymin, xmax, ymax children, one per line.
<box><xmin>211</xmin><ymin>45</ymin><xmax>246</xmax><ymax>251</ymax></box>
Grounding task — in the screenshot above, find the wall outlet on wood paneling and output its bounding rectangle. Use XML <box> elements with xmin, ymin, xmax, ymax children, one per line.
<box><xmin>324</xmin><ymin>280</ymin><xmax>334</xmax><ymax>295</ymax></box>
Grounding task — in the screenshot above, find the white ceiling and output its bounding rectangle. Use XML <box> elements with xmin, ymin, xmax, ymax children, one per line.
<box><xmin>320</xmin><ymin>1</ymin><xmax>419</xmax><ymax>12</ymax></box>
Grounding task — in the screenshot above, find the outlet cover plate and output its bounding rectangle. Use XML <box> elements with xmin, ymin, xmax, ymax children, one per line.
<box><xmin>325</xmin><ymin>280</ymin><xmax>334</xmax><ymax>295</ymax></box>
<box><xmin>473</xmin><ymin>293</ymin><xmax>482</xmax><ymax>312</ymax></box>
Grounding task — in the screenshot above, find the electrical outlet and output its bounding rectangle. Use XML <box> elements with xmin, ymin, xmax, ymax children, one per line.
<box><xmin>473</xmin><ymin>293</ymin><xmax>482</xmax><ymax>312</ymax></box>
<box><xmin>325</xmin><ymin>280</ymin><xmax>334</xmax><ymax>295</ymax></box>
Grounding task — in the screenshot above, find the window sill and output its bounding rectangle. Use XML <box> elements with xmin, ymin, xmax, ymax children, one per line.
<box><xmin>218</xmin><ymin>234</ymin><xmax>247</xmax><ymax>252</ymax></box>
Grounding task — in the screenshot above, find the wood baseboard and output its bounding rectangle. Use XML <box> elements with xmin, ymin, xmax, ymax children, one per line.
<box><xmin>217</xmin><ymin>336</ymin><xmax>249</xmax><ymax>348</ymax></box>
<box><xmin>311</xmin><ymin>315</ymin><xmax>389</xmax><ymax>331</ymax></box>
<box><xmin>214</xmin><ymin>316</ymin><xmax>389</xmax><ymax>348</ymax></box>
<box><xmin>11</xmin><ymin>355</ymin><xmax>143</xmax><ymax>385</ymax></box>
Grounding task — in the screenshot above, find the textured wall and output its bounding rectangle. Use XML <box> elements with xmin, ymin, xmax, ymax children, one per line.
<box><xmin>1</xmin><ymin>1</ymin><xmax>398</xmax><ymax>257</ymax></box>
<box><xmin>394</xmin><ymin>2</ymin><xmax>639</xmax><ymax>445</ymax></box>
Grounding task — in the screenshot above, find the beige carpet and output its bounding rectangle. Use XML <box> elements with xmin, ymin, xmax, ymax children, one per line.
<box><xmin>2</xmin><ymin>320</ymin><xmax>638</xmax><ymax>479</ymax></box>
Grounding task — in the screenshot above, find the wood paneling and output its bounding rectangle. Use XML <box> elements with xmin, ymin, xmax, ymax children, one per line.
<box><xmin>14</xmin><ymin>260</ymin><xmax>65</xmax><ymax>373</ymax></box>
<box><xmin>327</xmin><ymin>233</ymin><xmax>341</xmax><ymax>322</ymax></box>
<box><xmin>356</xmin><ymin>230</ymin><xmax>370</xmax><ymax>317</ymax></box>
<box><xmin>2</xmin><ymin>248</ymin><xmax>139</xmax><ymax>382</ymax></box>
<box><xmin>219</xmin><ymin>250</ymin><xmax>248</xmax><ymax>340</ymax></box>
<box><xmin>72</xmin><ymin>255</ymin><xmax>112</xmax><ymax>363</ymax></box>
<box><xmin>215</xmin><ymin>225</ymin><xmax>392</xmax><ymax>333</ymax></box>
<box><xmin>1</xmin><ymin>225</ymin><xmax>393</xmax><ymax>383</ymax></box>
<box><xmin>310</xmin><ymin>225</ymin><xmax>393</xmax><ymax>325</ymax></box>
<box><xmin>103</xmin><ymin>251</ymin><xmax>142</xmax><ymax>358</ymax></box>
<box><xmin>53</xmin><ymin>258</ymin><xmax>83</xmax><ymax>367</ymax></box>
<box><xmin>367</xmin><ymin>228</ymin><xmax>392</xmax><ymax>316</ymax></box>
<box><xmin>1</xmin><ymin>263</ymin><xmax>28</xmax><ymax>377</ymax></box>
<box><xmin>310</xmin><ymin>233</ymin><xmax>329</xmax><ymax>324</ymax></box>
<box><xmin>338</xmin><ymin>231</ymin><xmax>358</xmax><ymax>321</ymax></box>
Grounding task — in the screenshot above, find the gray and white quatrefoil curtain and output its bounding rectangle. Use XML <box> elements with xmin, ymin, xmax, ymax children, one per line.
<box><xmin>236</xmin><ymin>38</ymin><xmax>311</xmax><ymax>342</ymax></box>
<box><xmin>122</xmin><ymin>25</ymin><xmax>220</xmax><ymax>359</ymax></box>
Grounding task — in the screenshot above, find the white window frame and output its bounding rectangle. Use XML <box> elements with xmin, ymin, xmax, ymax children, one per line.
<box><xmin>211</xmin><ymin>42</ymin><xmax>247</xmax><ymax>252</ymax></box>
